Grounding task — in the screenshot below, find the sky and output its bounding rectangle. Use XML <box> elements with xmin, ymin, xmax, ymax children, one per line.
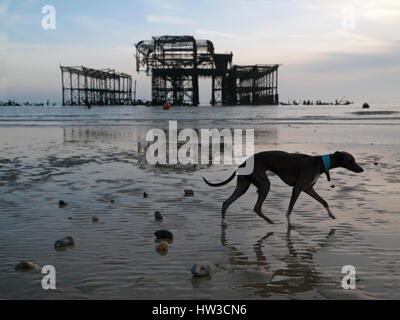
<box><xmin>0</xmin><ymin>0</ymin><xmax>399</xmax><ymax>104</ymax></box>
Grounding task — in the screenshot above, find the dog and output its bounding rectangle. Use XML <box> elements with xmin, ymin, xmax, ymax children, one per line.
<box><xmin>203</xmin><ymin>151</ymin><xmax>364</xmax><ymax>228</ymax></box>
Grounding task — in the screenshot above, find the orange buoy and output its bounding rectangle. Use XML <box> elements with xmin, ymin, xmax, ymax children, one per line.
<box><xmin>163</xmin><ymin>102</ymin><xmax>171</xmax><ymax>110</ymax></box>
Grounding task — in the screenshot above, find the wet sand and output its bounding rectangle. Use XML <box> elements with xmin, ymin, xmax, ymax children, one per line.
<box><xmin>1</xmin><ymin>105</ymin><xmax>400</xmax><ymax>299</ymax></box>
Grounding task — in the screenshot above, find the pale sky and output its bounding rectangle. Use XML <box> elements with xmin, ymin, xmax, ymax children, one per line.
<box><xmin>1</xmin><ymin>0</ymin><xmax>400</xmax><ymax>104</ymax></box>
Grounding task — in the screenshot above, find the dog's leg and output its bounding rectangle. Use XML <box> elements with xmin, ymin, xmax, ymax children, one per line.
<box><xmin>304</xmin><ymin>187</ymin><xmax>336</xmax><ymax>220</ymax></box>
<box><xmin>221</xmin><ymin>176</ymin><xmax>250</xmax><ymax>226</ymax></box>
<box><xmin>252</xmin><ymin>175</ymin><xmax>274</xmax><ymax>224</ymax></box>
<box><xmin>286</xmin><ymin>187</ymin><xmax>302</xmax><ymax>228</ymax></box>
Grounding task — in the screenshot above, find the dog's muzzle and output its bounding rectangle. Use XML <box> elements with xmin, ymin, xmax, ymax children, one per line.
<box><xmin>352</xmin><ymin>165</ymin><xmax>364</xmax><ymax>173</ymax></box>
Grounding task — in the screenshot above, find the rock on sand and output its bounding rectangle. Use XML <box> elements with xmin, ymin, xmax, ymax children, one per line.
<box><xmin>59</xmin><ymin>200</ymin><xmax>68</xmax><ymax>208</ymax></box>
<box><xmin>154</xmin><ymin>230</ymin><xmax>173</xmax><ymax>240</ymax></box>
<box><xmin>15</xmin><ymin>261</ymin><xmax>38</xmax><ymax>272</ymax></box>
<box><xmin>184</xmin><ymin>189</ymin><xmax>194</xmax><ymax>197</ymax></box>
<box><xmin>156</xmin><ymin>241</ymin><xmax>169</xmax><ymax>252</ymax></box>
<box><xmin>154</xmin><ymin>211</ymin><xmax>163</xmax><ymax>221</ymax></box>
<box><xmin>191</xmin><ymin>264</ymin><xmax>212</xmax><ymax>277</ymax></box>
<box><xmin>54</xmin><ymin>236</ymin><xmax>75</xmax><ymax>249</ymax></box>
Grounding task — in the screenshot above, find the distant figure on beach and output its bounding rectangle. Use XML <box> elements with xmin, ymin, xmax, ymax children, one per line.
<box><xmin>85</xmin><ymin>100</ymin><xmax>92</xmax><ymax>110</ymax></box>
<box><xmin>363</xmin><ymin>102</ymin><xmax>370</xmax><ymax>109</ymax></box>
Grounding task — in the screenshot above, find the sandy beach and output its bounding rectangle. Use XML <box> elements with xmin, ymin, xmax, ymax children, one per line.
<box><xmin>1</xmin><ymin>104</ymin><xmax>400</xmax><ymax>299</ymax></box>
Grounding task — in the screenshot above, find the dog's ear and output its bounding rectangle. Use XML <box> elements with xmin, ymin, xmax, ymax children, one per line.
<box><xmin>334</xmin><ymin>151</ymin><xmax>343</xmax><ymax>161</ymax></box>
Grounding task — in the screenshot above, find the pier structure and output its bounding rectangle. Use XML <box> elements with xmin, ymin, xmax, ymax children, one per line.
<box><xmin>135</xmin><ymin>36</ymin><xmax>232</xmax><ymax>106</ymax></box>
<box><xmin>225</xmin><ymin>65</ymin><xmax>279</xmax><ymax>105</ymax></box>
<box><xmin>135</xmin><ymin>35</ymin><xmax>279</xmax><ymax>106</ymax></box>
<box><xmin>60</xmin><ymin>66</ymin><xmax>132</xmax><ymax>106</ymax></box>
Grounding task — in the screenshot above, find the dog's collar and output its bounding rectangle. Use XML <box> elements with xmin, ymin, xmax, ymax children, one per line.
<box><xmin>321</xmin><ymin>154</ymin><xmax>331</xmax><ymax>182</ymax></box>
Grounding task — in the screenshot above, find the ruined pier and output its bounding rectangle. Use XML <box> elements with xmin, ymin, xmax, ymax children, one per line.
<box><xmin>135</xmin><ymin>35</ymin><xmax>279</xmax><ymax>106</ymax></box>
<box><xmin>60</xmin><ymin>66</ymin><xmax>132</xmax><ymax>106</ymax></box>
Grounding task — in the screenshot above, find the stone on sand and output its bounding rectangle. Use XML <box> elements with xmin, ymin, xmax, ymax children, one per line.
<box><xmin>154</xmin><ymin>211</ymin><xmax>163</xmax><ymax>221</ymax></box>
<box><xmin>59</xmin><ymin>200</ymin><xmax>68</xmax><ymax>208</ymax></box>
<box><xmin>156</xmin><ymin>241</ymin><xmax>169</xmax><ymax>252</ymax></box>
<box><xmin>184</xmin><ymin>189</ymin><xmax>194</xmax><ymax>197</ymax></box>
<box><xmin>191</xmin><ymin>264</ymin><xmax>211</xmax><ymax>277</ymax></box>
<box><xmin>54</xmin><ymin>236</ymin><xmax>75</xmax><ymax>249</ymax></box>
<box><xmin>15</xmin><ymin>261</ymin><xmax>38</xmax><ymax>272</ymax></box>
<box><xmin>154</xmin><ymin>230</ymin><xmax>173</xmax><ymax>240</ymax></box>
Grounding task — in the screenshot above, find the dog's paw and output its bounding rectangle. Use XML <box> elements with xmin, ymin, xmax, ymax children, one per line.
<box><xmin>266</xmin><ymin>218</ymin><xmax>275</xmax><ymax>225</ymax></box>
<box><xmin>326</xmin><ymin>208</ymin><xmax>336</xmax><ymax>220</ymax></box>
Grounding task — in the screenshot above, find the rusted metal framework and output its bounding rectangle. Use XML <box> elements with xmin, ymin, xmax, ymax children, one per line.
<box><xmin>225</xmin><ymin>65</ymin><xmax>279</xmax><ymax>105</ymax></box>
<box><xmin>135</xmin><ymin>36</ymin><xmax>232</xmax><ymax>106</ymax></box>
<box><xmin>135</xmin><ymin>35</ymin><xmax>279</xmax><ymax>106</ymax></box>
<box><xmin>60</xmin><ymin>66</ymin><xmax>132</xmax><ymax>106</ymax></box>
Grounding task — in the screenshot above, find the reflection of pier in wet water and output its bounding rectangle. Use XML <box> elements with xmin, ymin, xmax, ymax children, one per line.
<box><xmin>63</xmin><ymin>127</ymin><xmax>148</xmax><ymax>143</ymax></box>
<box><xmin>62</xmin><ymin>126</ymin><xmax>278</xmax><ymax>143</ymax></box>
<box><xmin>63</xmin><ymin>126</ymin><xmax>279</xmax><ymax>170</ymax></box>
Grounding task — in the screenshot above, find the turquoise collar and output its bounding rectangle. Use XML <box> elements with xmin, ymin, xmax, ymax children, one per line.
<box><xmin>321</xmin><ymin>155</ymin><xmax>331</xmax><ymax>181</ymax></box>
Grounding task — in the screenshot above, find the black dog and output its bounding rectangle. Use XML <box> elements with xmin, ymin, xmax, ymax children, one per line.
<box><xmin>203</xmin><ymin>151</ymin><xmax>364</xmax><ymax>228</ymax></box>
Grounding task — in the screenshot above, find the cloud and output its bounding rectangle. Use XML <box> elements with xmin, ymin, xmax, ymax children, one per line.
<box><xmin>0</xmin><ymin>5</ymin><xmax>7</xmax><ymax>16</ymax></box>
<box><xmin>146</xmin><ymin>14</ymin><xmax>194</xmax><ymax>25</ymax></box>
<box><xmin>333</xmin><ymin>30</ymin><xmax>398</xmax><ymax>55</ymax></box>
<box><xmin>69</xmin><ymin>15</ymin><xmax>137</xmax><ymax>44</ymax></box>
<box><xmin>300</xmin><ymin>0</ymin><xmax>400</xmax><ymax>25</ymax></box>
<box><xmin>363</xmin><ymin>5</ymin><xmax>400</xmax><ymax>24</ymax></box>
<box><xmin>289</xmin><ymin>47</ymin><xmax>400</xmax><ymax>74</ymax></box>
<box><xmin>144</xmin><ymin>0</ymin><xmax>177</xmax><ymax>11</ymax></box>
<box><xmin>290</xmin><ymin>34</ymin><xmax>312</xmax><ymax>39</ymax></box>
<box><xmin>0</xmin><ymin>4</ymin><xmax>24</xmax><ymax>27</ymax></box>
<box><xmin>71</xmin><ymin>15</ymin><xmax>121</xmax><ymax>31</ymax></box>
<box><xmin>196</xmin><ymin>29</ymin><xmax>242</xmax><ymax>40</ymax></box>
<box><xmin>2</xmin><ymin>41</ymin><xmax>139</xmax><ymax>102</ymax></box>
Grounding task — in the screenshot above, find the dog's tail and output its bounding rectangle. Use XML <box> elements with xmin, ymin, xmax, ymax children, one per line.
<box><xmin>203</xmin><ymin>171</ymin><xmax>236</xmax><ymax>187</ymax></box>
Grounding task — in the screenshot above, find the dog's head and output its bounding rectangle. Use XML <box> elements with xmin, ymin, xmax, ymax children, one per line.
<box><xmin>333</xmin><ymin>151</ymin><xmax>364</xmax><ymax>173</ymax></box>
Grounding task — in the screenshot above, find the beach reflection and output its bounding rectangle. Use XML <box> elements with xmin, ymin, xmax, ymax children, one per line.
<box><xmin>62</xmin><ymin>126</ymin><xmax>278</xmax><ymax>145</ymax></box>
<box><xmin>220</xmin><ymin>227</ymin><xmax>336</xmax><ymax>297</ymax></box>
<box><xmin>62</xmin><ymin>126</ymin><xmax>278</xmax><ymax>174</ymax></box>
